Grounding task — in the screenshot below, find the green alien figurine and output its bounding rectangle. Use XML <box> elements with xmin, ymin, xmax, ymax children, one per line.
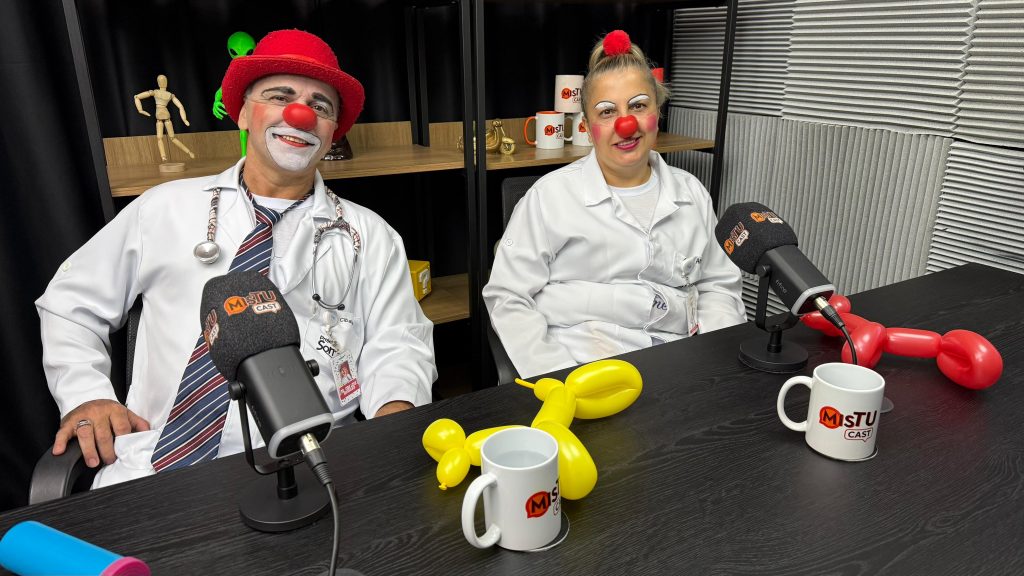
<box><xmin>212</xmin><ymin>31</ymin><xmax>255</xmax><ymax>157</ymax></box>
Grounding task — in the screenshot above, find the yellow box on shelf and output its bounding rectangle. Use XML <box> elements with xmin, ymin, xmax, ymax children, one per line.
<box><xmin>409</xmin><ymin>260</ymin><xmax>432</xmax><ymax>301</ymax></box>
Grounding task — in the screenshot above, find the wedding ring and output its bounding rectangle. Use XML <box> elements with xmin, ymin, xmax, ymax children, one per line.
<box><xmin>74</xmin><ymin>419</ymin><xmax>93</xmax><ymax>431</ymax></box>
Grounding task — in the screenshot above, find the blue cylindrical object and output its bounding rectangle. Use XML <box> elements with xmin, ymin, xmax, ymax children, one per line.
<box><xmin>0</xmin><ymin>521</ymin><xmax>149</xmax><ymax>576</ymax></box>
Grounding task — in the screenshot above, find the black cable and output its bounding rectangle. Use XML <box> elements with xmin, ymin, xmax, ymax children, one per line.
<box><xmin>838</xmin><ymin>324</ymin><xmax>858</xmax><ymax>367</ymax></box>
<box><xmin>815</xmin><ymin>297</ymin><xmax>858</xmax><ymax>366</ymax></box>
<box><xmin>309</xmin><ymin>462</ymin><xmax>340</xmax><ymax>576</ymax></box>
<box><xmin>325</xmin><ymin>479</ymin><xmax>340</xmax><ymax>576</ymax></box>
<box><xmin>303</xmin><ymin>434</ymin><xmax>341</xmax><ymax>576</ymax></box>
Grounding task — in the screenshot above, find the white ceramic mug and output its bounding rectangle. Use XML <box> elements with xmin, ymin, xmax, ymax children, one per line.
<box><xmin>777</xmin><ymin>362</ymin><xmax>885</xmax><ymax>461</ymax></box>
<box><xmin>554</xmin><ymin>74</ymin><xmax>583</xmax><ymax>114</ymax></box>
<box><xmin>461</xmin><ymin>427</ymin><xmax>560</xmax><ymax>551</ymax></box>
<box><xmin>569</xmin><ymin>111</ymin><xmax>591</xmax><ymax>147</ymax></box>
<box><xmin>523</xmin><ymin>111</ymin><xmax>565</xmax><ymax>150</ymax></box>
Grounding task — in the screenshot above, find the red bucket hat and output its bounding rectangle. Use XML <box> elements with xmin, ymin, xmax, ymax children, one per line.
<box><xmin>221</xmin><ymin>29</ymin><xmax>365</xmax><ymax>142</ymax></box>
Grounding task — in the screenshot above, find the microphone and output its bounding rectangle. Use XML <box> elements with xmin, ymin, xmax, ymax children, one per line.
<box><xmin>714</xmin><ymin>202</ymin><xmax>836</xmax><ymax>318</ymax></box>
<box><xmin>200</xmin><ymin>271</ymin><xmax>332</xmax><ymax>462</ymax></box>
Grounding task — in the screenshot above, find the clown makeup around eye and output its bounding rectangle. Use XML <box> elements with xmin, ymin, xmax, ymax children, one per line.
<box><xmin>591</xmin><ymin>94</ymin><xmax>651</xmax><ymax>124</ymax></box>
<box><xmin>593</xmin><ymin>101</ymin><xmax>617</xmax><ymax>122</ymax></box>
<box><xmin>250</xmin><ymin>86</ymin><xmax>338</xmax><ymax>121</ymax></box>
<box><xmin>627</xmin><ymin>94</ymin><xmax>650</xmax><ymax>111</ymax></box>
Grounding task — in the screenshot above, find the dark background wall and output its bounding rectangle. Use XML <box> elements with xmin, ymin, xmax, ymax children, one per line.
<box><xmin>0</xmin><ymin>0</ymin><xmax>675</xmax><ymax>512</ymax></box>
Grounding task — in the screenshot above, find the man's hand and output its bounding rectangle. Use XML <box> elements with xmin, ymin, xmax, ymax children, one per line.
<box><xmin>53</xmin><ymin>400</ymin><xmax>151</xmax><ymax>468</ymax></box>
<box><xmin>374</xmin><ymin>401</ymin><xmax>414</xmax><ymax>418</ymax></box>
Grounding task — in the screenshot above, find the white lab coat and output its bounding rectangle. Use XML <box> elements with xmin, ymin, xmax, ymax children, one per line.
<box><xmin>483</xmin><ymin>151</ymin><xmax>746</xmax><ymax>378</ymax></box>
<box><xmin>36</xmin><ymin>159</ymin><xmax>436</xmax><ymax>487</ymax></box>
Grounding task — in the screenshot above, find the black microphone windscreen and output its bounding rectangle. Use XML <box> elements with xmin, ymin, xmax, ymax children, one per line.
<box><xmin>714</xmin><ymin>202</ymin><xmax>799</xmax><ymax>273</ymax></box>
<box><xmin>200</xmin><ymin>271</ymin><xmax>300</xmax><ymax>381</ymax></box>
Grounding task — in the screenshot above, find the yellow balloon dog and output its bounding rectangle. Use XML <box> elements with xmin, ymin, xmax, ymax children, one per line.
<box><xmin>422</xmin><ymin>359</ymin><xmax>642</xmax><ymax>499</ymax></box>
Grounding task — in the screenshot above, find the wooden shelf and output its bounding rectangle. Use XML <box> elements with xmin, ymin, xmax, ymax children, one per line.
<box><xmin>107</xmin><ymin>146</ymin><xmax>464</xmax><ymax>197</ymax></box>
<box><xmin>486</xmin><ymin>132</ymin><xmax>713</xmax><ymax>170</ymax></box>
<box><xmin>419</xmin><ymin>273</ymin><xmax>469</xmax><ymax>325</ymax></box>
<box><xmin>104</xmin><ymin>119</ymin><xmax>713</xmax><ymax>197</ymax></box>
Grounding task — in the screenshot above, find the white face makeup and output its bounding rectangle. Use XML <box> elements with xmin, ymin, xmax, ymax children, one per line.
<box><xmin>239</xmin><ymin>74</ymin><xmax>339</xmax><ymax>177</ymax></box>
<box><xmin>264</xmin><ymin>125</ymin><xmax>324</xmax><ymax>172</ymax></box>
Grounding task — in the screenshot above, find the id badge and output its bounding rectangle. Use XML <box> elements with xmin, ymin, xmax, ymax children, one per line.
<box><xmin>331</xmin><ymin>349</ymin><xmax>361</xmax><ymax>407</ymax></box>
<box><xmin>686</xmin><ymin>285</ymin><xmax>700</xmax><ymax>336</ymax></box>
<box><xmin>317</xmin><ymin>310</ymin><xmax>362</xmax><ymax>408</ymax></box>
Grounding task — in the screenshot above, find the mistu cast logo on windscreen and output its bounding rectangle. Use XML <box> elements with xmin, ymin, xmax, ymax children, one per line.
<box><xmin>222</xmin><ymin>290</ymin><xmax>283</xmax><ymax>316</ymax></box>
<box><xmin>205</xmin><ymin>290</ymin><xmax>284</xmax><ymax>348</ymax></box>
<box><xmin>819</xmin><ymin>406</ymin><xmax>877</xmax><ymax>441</ymax></box>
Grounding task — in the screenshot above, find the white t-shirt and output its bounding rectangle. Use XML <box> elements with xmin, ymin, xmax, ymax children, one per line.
<box><xmin>253</xmin><ymin>194</ymin><xmax>313</xmax><ymax>259</ymax></box>
<box><xmin>608</xmin><ymin>172</ymin><xmax>667</xmax><ymax>327</ymax></box>
<box><xmin>610</xmin><ymin>170</ymin><xmax>661</xmax><ymax>232</ymax></box>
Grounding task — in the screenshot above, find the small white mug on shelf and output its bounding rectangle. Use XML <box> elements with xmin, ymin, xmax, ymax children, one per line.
<box><xmin>777</xmin><ymin>362</ymin><xmax>885</xmax><ymax>461</ymax></box>
<box><xmin>461</xmin><ymin>427</ymin><xmax>561</xmax><ymax>551</ymax></box>
<box><xmin>554</xmin><ymin>74</ymin><xmax>583</xmax><ymax>114</ymax></box>
<box><xmin>569</xmin><ymin>112</ymin><xmax>591</xmax><ymax>147</ymax></box>
<box><xmin>523</xmin><ymin>111</ymin><xmax>566</xmax><ymax>150</ymax></box>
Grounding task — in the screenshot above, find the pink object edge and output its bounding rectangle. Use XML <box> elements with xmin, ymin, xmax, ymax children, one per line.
<box><xmin>100</xmin><ymin>556</ymin><xmax>151</xmax><ymax>576</ymax></box>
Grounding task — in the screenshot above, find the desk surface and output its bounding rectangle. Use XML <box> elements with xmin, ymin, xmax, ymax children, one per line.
<box><xmin>3</xmin><ymin>264</ymin><xmax>1023</xmax><ymax>575</ymax></box>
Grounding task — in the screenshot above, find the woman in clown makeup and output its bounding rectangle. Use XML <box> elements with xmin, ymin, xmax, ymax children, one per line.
<box><xmin>483</xmin><ymin>30</ymin><xmax>747</xmax><ymax>380</ymax></box>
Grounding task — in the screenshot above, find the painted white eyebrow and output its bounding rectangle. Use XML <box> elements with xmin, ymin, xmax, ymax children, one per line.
<box><xmin>628</xmin><ymin>94</ymin><xmax>651</xmax><ymax>106</ymax></box>
<box><xmin>594</xmin><ymin>101</ymin><xmax>616</xmax><ymax>111</ymax></box>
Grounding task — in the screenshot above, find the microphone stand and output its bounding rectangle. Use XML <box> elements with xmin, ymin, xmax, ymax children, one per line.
<box><xmin>229</xmin><ymin>382</ymin><xmax>330</xmax><ymax>533</ymax></box>
<box><xmin>738</xmin><ymin>264</ymin><xmax>808</xmax><ymax>373</ymax></box>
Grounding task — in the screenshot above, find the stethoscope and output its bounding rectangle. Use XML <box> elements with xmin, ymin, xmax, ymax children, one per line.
<box><xmin>193</xmin><ymin>182</ymin><xmax>362</xmax><ymax>313</ymax></box>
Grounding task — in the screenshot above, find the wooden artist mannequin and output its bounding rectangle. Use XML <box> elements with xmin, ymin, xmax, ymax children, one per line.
<box><xmin>135</xmin><ymin>74</ymin><xmax>196</xmax><ymax>169</ymax></box>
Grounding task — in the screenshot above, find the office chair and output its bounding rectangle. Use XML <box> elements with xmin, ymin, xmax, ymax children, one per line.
<box><xmin>486</xmin><ymin>175</ymin><xmax>541</xmax><ymax>385</ymax></box>
<box><xmin>29</xmin><ymin>300</ymin><xmax>143</xmax><ymax>504</ymax></box>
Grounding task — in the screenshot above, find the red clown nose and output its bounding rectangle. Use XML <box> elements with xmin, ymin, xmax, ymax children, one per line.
<box><xmin>614</xmin><ymin>115</ymin><xmax>639</xmax><ymax>138</ymax></box>
<box><xmin>283</xmin><ymin>103</ymin><xmax>318</xmax><ymax>131</ymax></box>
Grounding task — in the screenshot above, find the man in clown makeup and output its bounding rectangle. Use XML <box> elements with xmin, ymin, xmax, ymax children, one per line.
<box><xmin>484</xmin><ymin>30</ymin><xmax>746</xmax><ymax>379</ymax></box>
<box><xmin>37</xmin><ymin>30</ymin><xmax>436</xmax><ymax>488</ymax></box>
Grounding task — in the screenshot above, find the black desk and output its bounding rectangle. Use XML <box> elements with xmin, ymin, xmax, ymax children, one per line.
<box><xmin>3</xmin><ymin>263</ymin><xmax>1023</xmax><ymax>575</ymax></box>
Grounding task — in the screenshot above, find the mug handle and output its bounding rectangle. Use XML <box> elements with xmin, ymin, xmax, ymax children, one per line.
<box><xmin>462</xmin><ymin>473</ymin><xmax>501</xmax><ymax>549</ymax></box>
<box><xmin>563</xmin><ymin>114</ymin><xmax>573</xmax><ymax>143</ymax></box>
<box><xmin>777</xmin><ymin>376</ymin><xmax>813</xmax><ymax>432</ymax></box>
<box><xmin>523</xmin><ymin>117</ymin><xmax>536</xmax><ymax>146</ymax></box>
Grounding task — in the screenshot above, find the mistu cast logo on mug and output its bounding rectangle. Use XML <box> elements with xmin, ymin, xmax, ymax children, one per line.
<box><xmin>461</xmin><ymin>427</ymin><xmax>561</xmax><ymax>551</ymax></box>
<box><xmin>777</xmin><ymin>362</ymin><xmax>885</xmax><ymax>461</ymax></box>
<box><xmin>523</xmin><ymin>111</ymin><xmax>565</xmax><ymax>150</ymax></box>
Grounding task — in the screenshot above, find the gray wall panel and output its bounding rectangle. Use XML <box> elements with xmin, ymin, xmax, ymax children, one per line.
<box><xmin>666</xmin><ymin>1</ymin><xmax>1021</xmax><ymax>318</ymax></box>
<box><xmin>927</xmin><ymin>141</ymin><xmax>1024</xmax><ymax>273</ymax></box>
<box><xmin>671</xmin><ymin>0</ymin><xmax>794</xmax><ymax>115</ymax></box>
<box><xmin>666</xmin><ymin>107</ymin><xmax>951</xmax><ymax>315</ymax></box>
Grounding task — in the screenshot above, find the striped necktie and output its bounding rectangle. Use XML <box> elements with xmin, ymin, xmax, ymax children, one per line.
<box><xmin>152</xmin><ymin>180</ymin><xmax>310</xmax><ymax>472</ymax></box>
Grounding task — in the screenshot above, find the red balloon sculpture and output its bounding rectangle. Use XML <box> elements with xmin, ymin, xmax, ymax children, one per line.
<box><xmin>801</xmin><ymin>294</ymin><xmax>1003</xmax><ymax>390</ymax></box>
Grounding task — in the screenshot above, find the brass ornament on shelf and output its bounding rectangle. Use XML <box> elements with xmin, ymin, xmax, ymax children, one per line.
<box><xmin>499</xmin><ymin>137</ymin><xmax>516</xmax><ymax>155</ymax></box>
<box><xmin>457</xmin><ymin>119</ymin><xmax>516</xmax><ymax>155</ymax></box>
